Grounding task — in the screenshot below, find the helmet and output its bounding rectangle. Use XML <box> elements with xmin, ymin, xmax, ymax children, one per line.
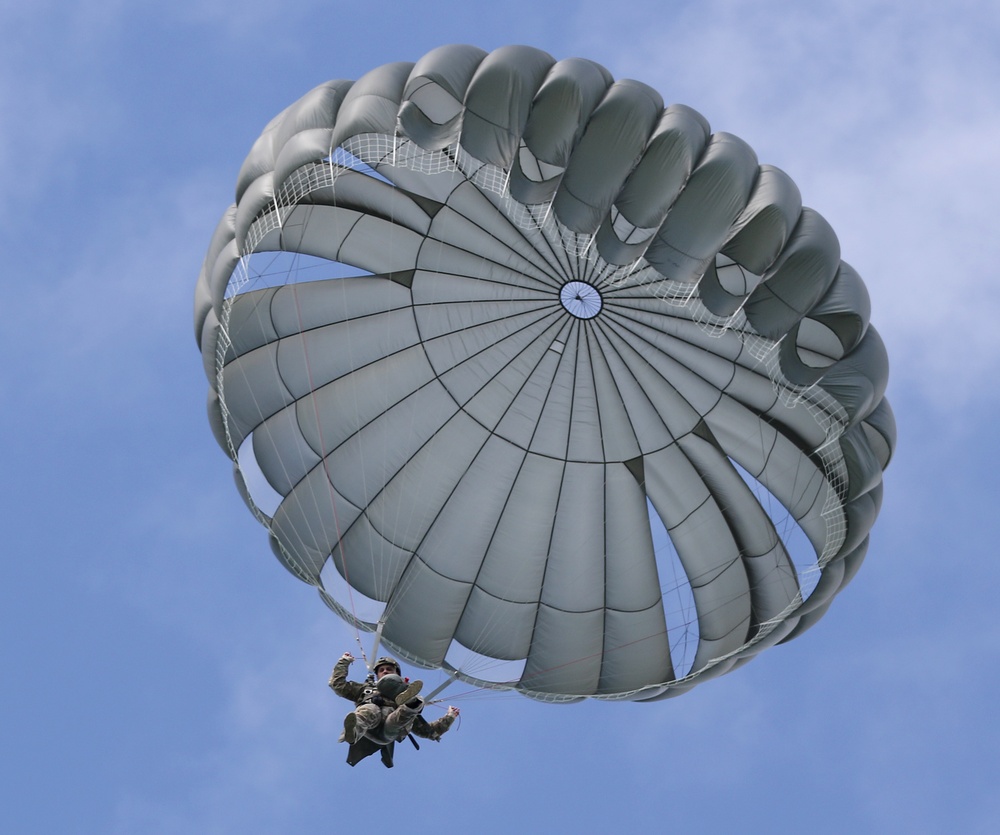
<box><xmin>372</xmin><ymin>656</ymin><xmax>401</xmax><ymax>676</ymax></box>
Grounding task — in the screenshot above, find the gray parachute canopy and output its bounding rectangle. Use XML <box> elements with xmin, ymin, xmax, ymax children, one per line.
<box><xmin>194</xmin><ymin>44</ymin><xmax>895</xmax><ymax>702</ymax></box>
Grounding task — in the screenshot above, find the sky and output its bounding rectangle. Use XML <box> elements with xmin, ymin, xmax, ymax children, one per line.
<box><xmin>2</xmin><ymin>1</ymin><xmax>999</xmax><ymax>832</ymax></box>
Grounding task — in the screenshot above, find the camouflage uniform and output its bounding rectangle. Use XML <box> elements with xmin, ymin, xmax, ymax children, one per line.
<box><xmin>328</xmin><ymin>655</ymin><xmax>456</xmax><ymax>764</ymax></box>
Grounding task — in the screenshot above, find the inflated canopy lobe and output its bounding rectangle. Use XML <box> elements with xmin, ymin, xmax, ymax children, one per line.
<box><xmin>194</xmin><ymin>44</ymin><xmax>895</xmax><ymax>702</ymax></box>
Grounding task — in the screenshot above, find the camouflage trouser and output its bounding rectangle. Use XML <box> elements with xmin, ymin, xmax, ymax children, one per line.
<box><xmin>350</xmin><ymin>701</ymin><xmax>421</xmax><ymax>744</ymax></box>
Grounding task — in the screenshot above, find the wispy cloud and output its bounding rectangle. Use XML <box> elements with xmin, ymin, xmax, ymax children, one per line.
<box><xmin>565</xmin><ymin>0</ymin><xmax>1000</xmax><ymax>413</ymax></box>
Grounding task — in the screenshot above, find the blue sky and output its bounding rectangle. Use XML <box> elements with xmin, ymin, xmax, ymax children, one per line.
<box><xmin>3</xmin><ymin>1</ymin><xmax>998</xmax><ymax>832</ymax></box>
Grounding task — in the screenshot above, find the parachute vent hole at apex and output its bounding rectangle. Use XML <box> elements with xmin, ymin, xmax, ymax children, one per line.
<box><xmin>559</xmin><ymin>280</ymin><xmax>603</xmax><ymax>319</ymax></box>
<box><xmin>195</xmin><ymin>43</ymin><xmax>896</xmax><ymax>702</ymax></box>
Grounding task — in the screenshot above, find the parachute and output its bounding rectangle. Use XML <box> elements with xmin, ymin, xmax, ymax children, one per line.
<box><xmin>194</xmin><ymin>44</ymin><xmax>895</xmax><ymax>702</ymax></box>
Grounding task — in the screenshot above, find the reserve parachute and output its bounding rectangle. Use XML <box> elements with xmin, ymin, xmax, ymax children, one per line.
<box><xmin>194</xmin><ymin>44</ymin><xmax>895</xmax><ymax>702</ymax></box>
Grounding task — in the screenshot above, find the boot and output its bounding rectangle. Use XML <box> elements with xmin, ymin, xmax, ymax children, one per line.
<box><xmin>394</xmin><ymin>679</ymin><xmax>423</xmax><ymax>706</ymax></box>
<box><xmin>343</xmin><ymin>711</ymin><xmax>359</xmax><ymax>744</ymax></box>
